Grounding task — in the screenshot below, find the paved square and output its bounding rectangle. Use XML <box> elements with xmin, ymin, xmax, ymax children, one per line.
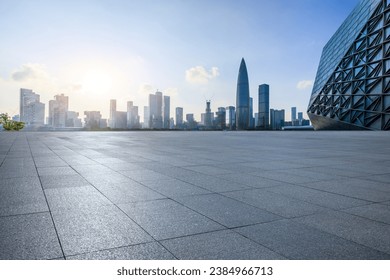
<box><xmin>0</xmin><ymin>131</ymin><xmax>389</xmax><ymax>259</ymax></box>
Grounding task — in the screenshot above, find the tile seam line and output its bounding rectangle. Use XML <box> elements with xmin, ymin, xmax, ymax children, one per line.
<box><xmin>259</xmin><ymin>177</ymin><xmax>379</xmax><ymax>204</ymax></box>
<box><xmin>45</xmin><ymin>140</ymin><xmax>180</xmax><ymax>260</ymax></box>
<box><xmin>0</xmin><ymin>132</ymin><xmax>18</xmax><ymax>168</ymax></box>
<box><xmin>64</xmin><ymin>240</ymin><xmax>167</xmax><ymax>259</ymax></box>
<box><xmin>26</xmin><ymin>133</ymin><xmax>66</xmax><ymax>260</ymax></box>
<box><xmin>290</xmin><ymin>216</ymin><xmax>390</xmax><ymax>258</ymax></box>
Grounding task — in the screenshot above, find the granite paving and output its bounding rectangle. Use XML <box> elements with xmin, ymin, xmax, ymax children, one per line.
<box><xmin>0</xmin><ymin>131</ymin><xmax>389</xmax><ymax>260</ymax></box>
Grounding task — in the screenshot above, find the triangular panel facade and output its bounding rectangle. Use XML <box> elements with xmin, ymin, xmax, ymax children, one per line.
<box><xmin>308</xmin><ymin>0</ymin><xmax>390</xmax><ymax>130</ymax></box>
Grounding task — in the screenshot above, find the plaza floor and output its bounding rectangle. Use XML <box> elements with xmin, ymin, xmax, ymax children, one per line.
<box><xmin>0</xmin><ymin>130</ymin><xmax>389</xmax><ymax>260</ymax></box>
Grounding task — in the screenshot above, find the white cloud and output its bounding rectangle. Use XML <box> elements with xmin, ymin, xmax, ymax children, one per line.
<box><xmin>11</xmin><ymin>63</ymin><xmax>49</xmax><ymax>82</ymax></box>
<box><xmin>163</xmin><ymin>87</ymin><xmax>178</xmax><ymax>97</ymax></box>
<box><xmin>138</xmin><ymin>84</ymin><xmax>155</xmax><ymax>96</ymax></box>
<box><xmin>185</xmin><ymin>66</ymin><xmax>219</xmax><ymax>84</ymax></box>
<box><xmin>297</xmin><ymin>80</ymin><xmax>313</xmax><ymax>90</ymax></box>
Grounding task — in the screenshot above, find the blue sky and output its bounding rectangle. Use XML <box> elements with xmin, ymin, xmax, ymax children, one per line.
<box><xmin>0</xmin><ymin>0</ymin><xmax>359</xmax><ymax>122</ymax></box>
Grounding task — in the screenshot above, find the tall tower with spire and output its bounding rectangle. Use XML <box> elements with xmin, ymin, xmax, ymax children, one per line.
<box><xmin>236</xmin><ymin>58</ymin><xmax>250</xmax><ymax>130</ymax></box>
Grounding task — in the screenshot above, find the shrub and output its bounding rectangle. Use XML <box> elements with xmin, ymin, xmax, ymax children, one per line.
<box><xmin>0</xmin><ymin>113</ymin><xmax>25</xmax><ymax>131</ymax></box>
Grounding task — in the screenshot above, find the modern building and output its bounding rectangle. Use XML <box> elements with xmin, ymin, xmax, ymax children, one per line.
<box><xmin>216</xmin><ymin>107</ymin><xmax>226</xmax><ymax>129</ymax></box>
<box><xmin>108</xmin><ymin>99</ymin><xmax>129</xmax><ymax>129</ymax></box>
<box><xmin>254</xmin><ymin>113</ymin><xmax>259</xmax><ymax>127</ymax></box>
<box><xmin>270</xmin><ymin>109</ymin><xmax>285</xmax><ymax>130</ymax></box>
<box><xmin>186</xmin><ymin>113</ymin><xmax>194</xmax><ymax>123</ymax></box>
<box><xmin>48</xmin><ymin>94</ymin><xmax>69</xmax><ymax>128</ymax></box>
<box><xmin>19</xmin><ymin>88</ymin><xmax>45</xmax><ymax>127</ymax></box>
<box><xmin>169</xmin><ymin>117</ymin><xmax>175</xmax><ymax>129</ymax></box>
<box><xmin>175</xmin><ymin>107</ymin><xmax>183</xmax><ymax>128</ymax></box>
<box><xmin>204</xmin><ymin>100</ymin><xmax>213</xmax><ymax>129</ymax></box>
<box><xmin>236</xmin><ymin>58</ymin><xmax>250</xmax><ymax>130</ymax></box>
<box><xmin>84</xmin><ymin>111</ymin><xmax>103</xmax><ymax>129</ymax></box>
<box><xmin>115</xmin><ymin>111</ymin><xmax>127</xmax><ymax>129</ymax></box>
<box><xmin>109</xmin><ymin>99</ymin><xmax>116</xmax><ymax>128</ymax></box>
<box><xmin>226</xmin><ymin>106</ymin><xmax>236</xmax><ymax>130</ymax></box>
<box><xmin>298</xmin><ymin>112</ymin><xmax>303</xmax><ymax>126</ymax></box>
<box><xmin>127</xmin><ymin>101</ymin><xmax>140</xmax><ymax>129</ymax></box>
<box><xmin>149</xmin><ymin>91</ymin><xmax>163</xmax><ymax>129</ymax></box>
<box><xmin>258</xmin><ymin>84</ymin><xmax>270</xmax><ymax>129</ymax></box>
<box><xmin>307</xmin><ymin>0</ymin><xmax>390</xmax><ymax>130</ymax></box>
<box><xmin>291</xmin><ymin>107</ymin><xmax>297</xmax><ymax>122</ymax></box>
<box><xmin>163</xmin><ymin>95</ymin><xmax>170</xmax><ymax>129</ymax></box>
<box><xmin>143</xmin><ymin>106</ymin><xmax>150</xmax><ymax>129</ymax></box>
<box><xmin>65</xmin><ymin>111</ymin><xmax>82</xmax><ymax>127</ymax></box>
<box><xmin>249</xmin><ymin>97</ymin><xmax>255</xmax><ymax>129</ymax></box>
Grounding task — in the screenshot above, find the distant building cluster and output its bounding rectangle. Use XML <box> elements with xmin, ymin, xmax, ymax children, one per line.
<box><xmin>15</xmin><ymin>58</ymin><xmax>311</xmax><ymax>131</ymax></box>
<box><xmin>234</xmin><ymin>58</ymin><xmax>310</xmax><ymax>131</ymax></box>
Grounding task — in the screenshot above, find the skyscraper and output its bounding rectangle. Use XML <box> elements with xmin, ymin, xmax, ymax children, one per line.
<box><xmin>216</xmin><ymin>107</ymin><xmax>226</xmax><ymax>129</ymax></box>
<box><xmin>84</xmin><ymin>111</ymin><xmax>102</xmax><ymax>129</ymax></box>
<box><xmin>48</xmin><ymin>94</ymin><xmax>69</xmax><ymax>128</ymax></box>
<box><xmin>298</xmin><ymin>112</ymin><xmax>303</xmax><ymax>126</ymax></box>
<box><xmin>20</xmin><ymin>88</ymin><xmax>45</xmax><ymax>127</ymax></box>
<box><xmin>127</xmin><ymin>101</ymin><xmax>140</xmax><ymax>129</ymax></box>
<box><xmin>270</xmin><ymin>109</ymin><xmax>285</xmax><ymax>130</ymax></box>
<box><xmin>205</xmin><ymin>100</ymin><xmax>213</xmax><ymax>129</ymax></box>
<box><xmin>258</xmin><ymin>84</ymin><xmax>270</xmax><ymax>129</ymax></box>
<box><xmin>163</xmin><ymin>95</ymin><xmax>170</xmax><ymax>129</ymax></box>
<box><xmin>307</xmin><ymin>0</ymin><xmax>389</xmax><ymax>130</ymax></box>
<box><xmin>149</xmin><ymin>91</ymin><xmax>163</xmax><ymax>129</ymax></box>
<box><xmin>291</xmin><ymin>107</ymin><xmax>297</xmax><ymax>122</ymax></box>
<box><xmin>249</xmin><ymin>97</ymin><xmax>255</xmax><ymax>129</ymax></box>
<box><xmin>226</xmin><ymin>106</ymin><xmax>236</xmax><ymax>130</ymax></box>
<box><xmin>143</xmin><ymin>106</ymin><xmax>150</xmax><ymax>129</ymax></box>
<box><xmin>109</xmin><ymin>99</ymin><xmax>116</xmax><ymax>128</ymax></box>
<box><xmin>175</xmin><ymin>107</ymin><xmax>183</xmax><ymax>128</ymax></box>
<box><xmin>236</xmin><ymin>58</ymin><xmax>250</xmax><ymax>130</ymax></box>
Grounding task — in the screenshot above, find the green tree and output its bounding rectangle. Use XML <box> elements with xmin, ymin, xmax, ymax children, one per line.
<box><xmin>0</xmin><ymin>113</ymin><xmax>25</xmax><ymax>131</ymax></box>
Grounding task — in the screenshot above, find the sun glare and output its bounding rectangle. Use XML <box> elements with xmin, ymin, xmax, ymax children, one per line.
<box><xmin>82</xmin><ymin>69</ymin><xmax>113</xmax><ymax>95</ymax></box>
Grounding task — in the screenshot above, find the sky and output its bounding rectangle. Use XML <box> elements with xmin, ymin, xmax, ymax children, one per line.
<box><xmin>0</xmin><ymin>0</ymin><xmax>360</xmax><ymax>122</ymax></box>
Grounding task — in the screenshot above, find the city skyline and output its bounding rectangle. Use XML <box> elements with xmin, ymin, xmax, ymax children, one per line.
<box><xmin>0</xmin><ymin>0</ymin><xmax>360</xmax><ymax>121</ymax></box>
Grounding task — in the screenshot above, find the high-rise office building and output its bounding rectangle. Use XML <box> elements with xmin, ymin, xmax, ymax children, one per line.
<box><xmin>169</xmin><ymin>118</ymin><xmax>175</xmax><ymax>129</ymax></box>
<box><xmin>216</xmin><ymin>107</ymin><xmax>226</xmax><ymax>129</ymax></box>
<box><xmin>65</xmin><ymin>111</ymin><xmax>82</xmax><ymax>127</ymax></box>
<box><xmin>155</xmin><ymin>91</ymin><xmax>163</xmax><ymax>129</ymax></box>
<box><xmin>291</xmin><ymin>107</ymin><xmax>297</xmax><ymax>121</ymax></box>
<box><xmin>258</xmin><ymin>84</ymin><xmax>270</xmax><ymax>129</ymax></box>
<box><xmin>143</xmin><ymin>106</ymin><xmax>150</xmax><ymax>129</ymax></box>
<box><xmin>270</xmin><ymin>109</ymin><xmax>285</xmax><ymax>130</ymax></box>
<box><xmin>163</xmin><ymin>95</ymin><xmax>170</xmax><ymax>129</ymax></box>
<box><xmin>48</xmin><ymin>94</ymin><xmax>69</xmax><ymax>128</ymax></box>
<box><xmin>249</xmin><ymin>97</ymin><xmax>255</xmax><ymax>129</ymax></box>
<box><xmin>236</xmin><ymin>58</ymin><xmax>250</xmax><ymax>130</ymax></box>
<box><xmin>19</xmin><ymin>88</ymin><xmax>45</xmax><ymax>127</ymax></box>
<box><xmin>298</xmin><ymin>112</ymin><xmax>303</xmax><ymax>126</ymax></box>
<box><xmin>204</xmin><ymin>100</ymin><xmax>213</xmax><ymax>128</ymax></box>
<box><xmin>127</xmin><ymin>101</ymin><xmax>140</xmax><ymax>129</ymax></box>
<box><xmin>226</xmin><ymin>106</ymin><xmax>236</xmax><ymax>130</ymax></box>
<box><xmin>149</xmin><ymin>91</ymin><xmax>163</xmax><ymax>129</ymax></box>
<box><xmin>186</xmin><ymin>113</ymin><xmax>194</xmax><ymax>123</ymax></box>
<box><xmin>175</xmin><ymin>107</ymin><xmax>183</xmax><ymax>128</ymax></box>
<box><xmin>84</xmin><ymin>111</ymin><xmax>102</xmax><ymax>129</ymax></box>
<box><xmin>115</xmin><ymin>111</ymin><xmax>127</xmax><ymax>129</ymax></box>
<box><xmin>307</xmin><ymin>0</ymin><xmax>389</xmax><ymax>130</ymax></box>
<box><xmin>109</xmin><ymin>99</ymin><xmax>116</xmax><ymax>128</ymax></box>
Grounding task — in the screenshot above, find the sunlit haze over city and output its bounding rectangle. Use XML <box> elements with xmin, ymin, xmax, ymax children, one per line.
<box><xmin>0</xmin><ymin>0</ymin><xmax>360</xmax><ymax>121</ymax></box>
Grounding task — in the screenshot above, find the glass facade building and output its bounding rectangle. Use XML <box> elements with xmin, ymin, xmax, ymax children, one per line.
<box><xmin>236</xmin><ymin>58</ymin><xmax>250</xmax><ymax>130</ymax></box>
<box><xmin>258</xmin><ymin>84</ymin><xmax>270</xmax><ymax>129</ymax></box>
<box><xmin>308</xmin><ymin>0</ymin><xmax>390</xmax><ymax>130</ymax></box>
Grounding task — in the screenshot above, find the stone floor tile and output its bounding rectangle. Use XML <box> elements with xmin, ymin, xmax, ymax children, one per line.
<box><xmin>161</xmin><ymin>230</ymin><xmax>285</xmax><ymax>260</ymax></box>
<box><xmin>119</xmin><ymin>199</ymin><xmax>223</xmax><ymax>240</ymax></box>
<box><xmin>0</xmin><ymin>213</ymin><xmax>63</xmax><ymax>259</ymax></box>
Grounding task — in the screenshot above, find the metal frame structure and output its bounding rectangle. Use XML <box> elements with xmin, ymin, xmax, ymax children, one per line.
<box><xmin>308</xmin><ymin>0</ymin><xmax>390</xmax><ymax>130</ymax></box>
